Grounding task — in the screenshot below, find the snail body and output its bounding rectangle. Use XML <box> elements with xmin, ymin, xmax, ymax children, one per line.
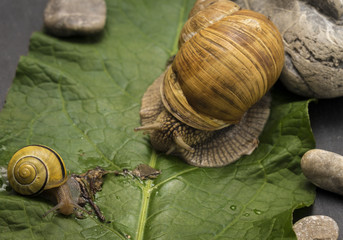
<box><xmin>7</xmin><ymin>145</ymin><xmax>86</xmax><ymax>217</ymax></box>
<box><xmin>42</xmin><ymin>176</ymin><xmax>87</xmax><ymax>217</ymax></box>
<box><xmin>135</xmin><ymin>0</ymin><xmax>284</xmax><ymax>167</ymax></box>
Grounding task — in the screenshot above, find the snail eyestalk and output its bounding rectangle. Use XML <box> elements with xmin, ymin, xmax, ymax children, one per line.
<box><xmin>134</xmin><ymin>122</ymin><xmax>163</xmax><ymax>132</ymax></box>
<box><xmin>173</xmin><ymin>134</ymin><xmax>195</xmax><ymax>153</ymax></box>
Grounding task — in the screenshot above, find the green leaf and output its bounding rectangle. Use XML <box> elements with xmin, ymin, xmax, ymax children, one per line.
<box><xmin>0</xmin><ymin>0</ymin><xmax>315</xmax><ymax>239</ymax></box>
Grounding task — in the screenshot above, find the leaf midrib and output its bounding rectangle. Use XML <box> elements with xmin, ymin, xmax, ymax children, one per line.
<box><xmin>135</xmin><ymin>2</ymin><xmax>189</xmax><ymax>239</ymax></box>
<box><xmin>136</xmin><ymin>150</ymin><xmax>157</xmax><ymax>240</ymax></box>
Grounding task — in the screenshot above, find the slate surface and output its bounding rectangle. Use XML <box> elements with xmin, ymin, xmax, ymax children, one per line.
<box><xmin>1</xmin><ymin>1</ymin><xmax>342</xmax><ymax>239</ymax></box>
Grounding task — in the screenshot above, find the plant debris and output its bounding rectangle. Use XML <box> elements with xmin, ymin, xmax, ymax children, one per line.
<box><xmin>111</xmin><ymin>164</ymin><xmax>161</xmax><ymax>180</ymax></box>
<box><xmin>72</xmin><ymin>166</ymin><xmax>108</xmax><ymax>222</ymax></box>
<box><xmin>131</xmin><ymin>164</ymin><xmax>161</xmax><ymax>180</ymax></box>
<box><xmin>72</xmin><ymin>164</ymin><xmax>161</xmax><ymax>222</ymax></box>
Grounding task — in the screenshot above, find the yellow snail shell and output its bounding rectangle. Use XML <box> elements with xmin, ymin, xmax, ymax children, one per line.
<box><xmin>7</xmin><ymin>145</ymin><xmax>67</xmax><ymax>196</ymax></box>
<box><xmin>136</xmin><ymin>0</ymin><xmax>284</xmax><ymax>167</ymax></box>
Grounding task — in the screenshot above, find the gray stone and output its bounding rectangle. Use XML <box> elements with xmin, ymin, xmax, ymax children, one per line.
<box><xmin>301</xmin><ymin>149</ymin><xmax>343</xmax><ymax>195</ymax></box>
<box><xmin>234</xmin><ymin>0</ymin><xmax>343</xmax><ymax>98</ymax></box>
<box><xmin>293</xmin><ymin>215</ymin><xmax>339</xmax><ymax>240</ymax></box>
<box><xmin>44</xmin><ymin>0</ymin><xmax>106</xmax><ymax>37</ymax></box>
<box><xmin>307</xmin><ymin>0</ymin><xmax>343</xmax><ymax>20</ymax></box>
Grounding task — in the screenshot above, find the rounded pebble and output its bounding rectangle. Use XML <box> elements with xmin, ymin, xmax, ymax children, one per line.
<box><xmin>293</xmin><ymin>215</ymin><xmax>339</xmax><ymax>240</ymax></box>
<box><xmin>44</xmin><ymin>0</ymin><xmax>107</xmax><ymax>37</ymax></box>
<box><xmin>234</xmin><ymin>0</ymin><xmax>343</xmax><ymax>98</ymax></box>
<box><xmin>301</xmin><ymin>149</ymin><xmax>343</xmax><ymax>195</ymax></box>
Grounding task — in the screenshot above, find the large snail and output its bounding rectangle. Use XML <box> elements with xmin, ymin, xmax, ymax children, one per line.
<box><xmin>7</xmin><ymin>145</ymin><xmax>88</xmax><ymax>217</ymax></box>
<box><xmin>135</xmin><ymin>0</ymin><xmax>284</xmax><ymax>167</ymax></box>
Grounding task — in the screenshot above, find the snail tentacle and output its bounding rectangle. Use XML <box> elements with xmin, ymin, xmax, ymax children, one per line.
<box><xmin>134</xmin><ymin>122</ymin><xmax>163</xmax><ymax>132</ymax></box>
<box><xmin>42</xmin><ymin>203</ymin><xmax>61</xmax><ymax>218</ymax></box>
<box><xmin>173</xmin><ymin>134</ymin><xmax>195</xmax><ymax>153</ymax></box>
<box><xmin>42</xmin><ymin>198</ymin><xmax>89</xmax><ymax>217</ymax></box>
<box><xmin>166</xmin><ymin>145</ymin><xmax>176</xmax><ymax>155</ymax></box>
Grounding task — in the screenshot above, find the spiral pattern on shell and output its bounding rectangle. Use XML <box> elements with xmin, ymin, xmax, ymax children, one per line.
<box><xmin>7</xmin><ymin>145</ymin><xmax>67</xmax><ymax>196</ymax></box>
<box><xmin>161</xmin><ymin>0</ymin><xmax>284</xmax><ymax>130</ymax></box>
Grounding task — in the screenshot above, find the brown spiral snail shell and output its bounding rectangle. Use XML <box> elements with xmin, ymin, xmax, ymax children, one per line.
<box><xmin>135</xmin><ymin>0</ymin><xmax>284</xmax><ymax>167</ymax></box>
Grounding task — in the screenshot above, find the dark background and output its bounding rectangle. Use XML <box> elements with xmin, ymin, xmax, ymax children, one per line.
<box><xmin>1</xmin><ymin>1</ymin><xmax>343</xmax><ymax>238</ymax></box>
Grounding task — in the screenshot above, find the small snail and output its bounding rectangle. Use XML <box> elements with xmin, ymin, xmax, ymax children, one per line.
<box><xmin>7</xmin><ymin>145</ymin><xmax>87</xmax><ymax>218</ymax></box>
<box><xmin>135</xmin><ymin>0</ymin><xmax>284</xmax><ymax>167</ymax></box>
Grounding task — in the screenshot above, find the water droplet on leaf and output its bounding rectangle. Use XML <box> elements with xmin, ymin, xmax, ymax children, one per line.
<box><xmin>254</xmin><ymin>209</ymin><xmax>262</xmax><ymax>215</ymax></box>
